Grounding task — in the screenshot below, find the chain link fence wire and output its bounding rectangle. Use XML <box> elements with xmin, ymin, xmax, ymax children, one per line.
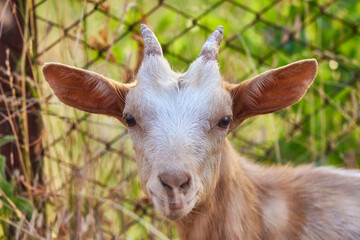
<box><xmin>1</xmin><ymin>0</ymin><xmax>359</xmax><ymax>238</ymax></box>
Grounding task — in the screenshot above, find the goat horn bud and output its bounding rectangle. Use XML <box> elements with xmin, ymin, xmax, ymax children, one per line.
<box><xmin>198</xmin><ymin>25</ymin><xmax>223</xmax><ymax>61</ymax></box>
<box><xmin>140</xmin><ymin>24</ymin><xmax>163</xmax><ymax>57</ymax></box>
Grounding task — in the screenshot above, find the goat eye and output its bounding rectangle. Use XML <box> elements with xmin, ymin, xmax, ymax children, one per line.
<box><xmin>217</xmin><ymin>116</ymin><xmax>230</xmax><ymax>129</ymax></box>
<box><xmin>125</xmin><ymin>114</ymin><xmax>137</xmax><ymax>127</ymax></box>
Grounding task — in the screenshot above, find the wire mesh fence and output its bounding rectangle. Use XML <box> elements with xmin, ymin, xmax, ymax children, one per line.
<box><xmin>1</xmin><ymin>0</ymin><xmax>360</xmax><ymax>238</ymax></box>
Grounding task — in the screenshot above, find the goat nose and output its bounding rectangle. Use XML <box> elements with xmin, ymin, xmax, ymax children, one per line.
<box><xmin>159</xmin><ymin>171</ymin><xmax>191</xmax><ymax>192</ymax></box>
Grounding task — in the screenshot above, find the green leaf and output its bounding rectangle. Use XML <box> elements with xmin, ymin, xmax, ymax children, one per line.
<box><xmin>0</xmin><ymin>135</ymin><xmax>15</xmax><ymax>147</ymax></box>
<box><xmin>0</xmin><ymin>156</ymin><xmax>33</xmax><ymax>218</ymax></box>
<box><xmin>13</xmin><ymin>196</ymin><xmax>33</xmax><ymax>217</ymax></box>
<box><xmin>0</xmin><ymin>155</ymin><xmax>5</xmax><ymax>177</ymax></box>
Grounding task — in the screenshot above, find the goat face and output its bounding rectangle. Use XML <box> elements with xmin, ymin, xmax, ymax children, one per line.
<box><xmin>124</xmin><ymin>58</ymin><xmax>232</xmax><ymax>220</ymax></box>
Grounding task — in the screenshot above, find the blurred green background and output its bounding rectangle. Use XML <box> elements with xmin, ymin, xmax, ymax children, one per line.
<box><xmin>1</xmin><ymin>0</ymin><xmax>359</xmax><ymax>239</ymax></box>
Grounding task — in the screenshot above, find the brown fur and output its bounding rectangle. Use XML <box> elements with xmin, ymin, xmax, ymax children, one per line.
<box><xmin>174</xmin><ymin>139</ymin><xmax>360</xmax><ymax>240</ymax></box>
<box><xmin>175</xmin><ymin>139</ymin><xmax>262</xmax><ymax>239</ymax></box>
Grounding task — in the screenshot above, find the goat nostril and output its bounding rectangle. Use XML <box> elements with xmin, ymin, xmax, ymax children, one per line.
<box><xmin>180</xmin><ymin>178</ymin><xmax>190</xmax><ymax>190</ymax></box>
<box><xmin>160</xmin><ymin>178</ymin><xmax>173</xmax><ymax>190</ymax></box>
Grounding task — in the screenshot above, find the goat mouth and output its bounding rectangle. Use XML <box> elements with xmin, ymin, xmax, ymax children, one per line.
<box><xmin>150</xmin><ymin>192</ymin><xmax>199</xmax><ymax>220</ymax></box>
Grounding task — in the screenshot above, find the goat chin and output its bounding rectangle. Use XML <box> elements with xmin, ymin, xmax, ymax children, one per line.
<box><xmin>151</xmin><ymin>192</ymin><xmax>199</xmax><ymax>220</ymax></box>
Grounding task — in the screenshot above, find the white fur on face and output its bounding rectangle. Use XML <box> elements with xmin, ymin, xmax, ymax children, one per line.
<box><xmin>124</xmin><ymin>56</ymin><xmax>232</xmax><ymax>219</ymax></box>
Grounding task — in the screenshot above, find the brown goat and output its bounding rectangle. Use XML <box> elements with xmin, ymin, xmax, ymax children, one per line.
<box><xmin>43</xmin><ymin>25</ymin><xmax>360</xmax><ymax>239</ymax></box>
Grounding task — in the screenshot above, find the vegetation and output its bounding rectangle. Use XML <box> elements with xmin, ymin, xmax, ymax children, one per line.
<box><xmin>0</xmin><ymin>0</ymin><xmax>359</xmax><ymax>239</ymax></box>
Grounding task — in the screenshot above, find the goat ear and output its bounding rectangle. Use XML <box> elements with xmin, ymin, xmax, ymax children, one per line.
<box><xmin>43</xmin><ymin>63</ymin><xmax>131</xmax><ymax>125</ymax></box>
<box><xmin>227</xmin><ymin>59</ymin><xmax>318</xmax><ymax>130</ymax></box>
